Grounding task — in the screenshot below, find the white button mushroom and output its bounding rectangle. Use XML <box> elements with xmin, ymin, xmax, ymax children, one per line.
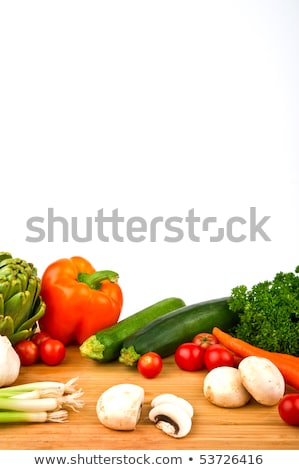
<box><xmin>203</xmin><ymin>366</ymin><xmax>252</xmax><ymax>408</ymax></box>
<box><xmin>96</xmin><ymin>383</ymin><xmax>144</xmax><ymax>430</ymax></box>
<box><xmin>149</xmin><ymin>402</ymin><xmax>192</xmax><ymax>438</ymax></box>
<box><xmin>238</xmin><ymin>356</ymin><xmax>285</xmax><ymax>406</ymax></box>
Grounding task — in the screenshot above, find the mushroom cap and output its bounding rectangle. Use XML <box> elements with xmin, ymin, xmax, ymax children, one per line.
<box><xmin>238</xmin><ymin>356</ymin><xmax>285</xmax><ymax>406</ymax></box>
<box><xmin>151</xmin><ymin>393</ymin><xmax>194</xmax><ymax>418</ymax></box>
<box><xmin>96</xmin><ymin>383</ymin><xmax>144</xmax><ymax>430</ymax></box>
<box><xmin>203</xmin><ymin>366</ymin><xmax>251</xmax><ymax>408</ymax></box>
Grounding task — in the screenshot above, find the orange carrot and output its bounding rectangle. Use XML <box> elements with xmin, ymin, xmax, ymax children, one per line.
<box><xmin>213</xmin><ymin>327</ymin><xmax>299</xmax><ymax>391</ymax></box>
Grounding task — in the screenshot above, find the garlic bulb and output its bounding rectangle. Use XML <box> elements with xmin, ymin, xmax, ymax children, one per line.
<box><xmin>0</xmin><ymin>335</ymin><xmax>21</xmax><ymax>387</ymax></box>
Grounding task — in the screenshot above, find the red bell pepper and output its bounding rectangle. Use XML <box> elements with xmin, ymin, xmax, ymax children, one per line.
<box><xmin>39</xmin><ymin>256</ymin><xmax>123</xmax><ymax>345</ymax></box>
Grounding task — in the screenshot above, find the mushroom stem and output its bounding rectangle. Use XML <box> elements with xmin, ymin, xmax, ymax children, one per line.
<box><xmin>149</xmin><ymin>402</ymin><xmax>192</xmax><ymax>438</ymax></box>
<box><xmin>155</xmin><ymin>414</ymin><xmax>179</xmax><ymax>435</ymax></box>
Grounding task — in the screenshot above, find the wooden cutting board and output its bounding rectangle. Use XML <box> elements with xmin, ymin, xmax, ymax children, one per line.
<box><xmin>0</xmin><ymin>346</ymin><xmax>298</xmax><ymax>450</ymax></box>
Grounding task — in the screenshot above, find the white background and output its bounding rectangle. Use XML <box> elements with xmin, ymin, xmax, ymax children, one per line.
<box><xmin>1</xmin><ymin>0</ymin><xmax>298</xmax><ymax>319</ymax></box>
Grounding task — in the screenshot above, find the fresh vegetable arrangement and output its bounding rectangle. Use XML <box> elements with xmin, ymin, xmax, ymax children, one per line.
<box><xmin>1</xmin><ymin>251</ymin><xmax>299</xmax><ymax>442</ymax></box>
<box><xmin>39</xmin><ymin>256</ymin><xmax>123</xmax><ymax>345</ymax></box>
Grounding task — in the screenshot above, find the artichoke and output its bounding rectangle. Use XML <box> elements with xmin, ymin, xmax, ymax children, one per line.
<box><xmin>0</xmin><ymin>252</ymin><xmax>46</xmax><ymax>345</ymax></box>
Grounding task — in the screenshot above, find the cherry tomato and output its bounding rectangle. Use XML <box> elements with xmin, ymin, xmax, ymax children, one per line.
<box><xmin>14</xmin><ymin>340</ymin><xmax>39</xmax><ymax>366</ymax></box>
<box><xmin>137</xmin><ymin>352</ymin><xmax>163</xmax><ymax>378</ymax></box>
<box><xmin>174</xmin><ymin>342</ymin><xmax>205</xmax><ymax>371</ymax></box>
<box><xmin>192</xmin><ymin>332</ymin><xmax>219</xmax><ymax>349</ymax></box>
<box><xmin>31</xmin><ymin>331</ymin><xmax>51</xmax><ymax>347</ymax></box>
<box><xmin>204</xmin><ymin>344</ymin><xmax>235</xmax><ymax>371</ymax></box>
<box><xmin>278</xmin><ymin>394</ymin><xmax>299</xmax><ymax>426</ymax></box>
<box><xmin>39</xmin><ymin>338</ymin><xmax>66</xmax><ymax>366</ymax></box>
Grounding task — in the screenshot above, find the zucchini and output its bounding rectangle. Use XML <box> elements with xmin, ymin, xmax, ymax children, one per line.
<box><xmin>119</xmin><ymin>297</ymin><xmax>239</xmax><ymax>366</ymax></box>
<box><xmin>79</xmin><ymin>297</ymin><xmax>185</xmax><ymax>362</ymax></box>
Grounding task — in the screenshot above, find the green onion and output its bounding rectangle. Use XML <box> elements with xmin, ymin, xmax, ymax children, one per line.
<box><xmin>0</xmin><ymin>377</ymin><xmax>84</xmax><ymax>424</ymax></box>
<box><xmin>0</xmin><ymin>397</ymin><xmax>59</xmax><ymax>412</ymax></box>
<box><xmin>0</xmin><ymin>377</ymin><xmax>80</xmax><ymax>396</ymax></box>
<box><xmin>10</xmin><ymin>389</ymin><xmax>63</xmax><ymax>400</ymax></box>
<box><xmin>0</xmin><ymin>377</ymin><xmax>84</xmax><ymax>423</ymax></box>
<box><xmin>0</xmin><ymin>410</ymin><xmax>68</xmax><ymax>423</ymax></box>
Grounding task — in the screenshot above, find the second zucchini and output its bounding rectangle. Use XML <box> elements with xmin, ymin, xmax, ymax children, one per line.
<box><xmin>119</xmin><ymin>297</ymin><xmax>239</xmax><ymax>366</ymax></box>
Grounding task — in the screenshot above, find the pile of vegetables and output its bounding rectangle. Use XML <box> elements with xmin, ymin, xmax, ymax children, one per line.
<box><xmin>1</xmin><ymin>250</ymin><xmax>299</xmax><ymax>432</ymax></box>
<box><xmin>212</xmin><ymin>327</ymin><xmax>299</xmax><ymax>391</ymax></box>
<box><xmin>81</xmin><ymin>297</ymin><xmax>239</xmax><ymax>366</ymax></box>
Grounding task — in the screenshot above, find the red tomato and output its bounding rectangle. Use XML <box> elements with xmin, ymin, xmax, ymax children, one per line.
<box><xmin>31</xmin><ymin>331</ymin><xmax>51</xmax><ymax>347</ymax></box>
<box><xmin>39</xmin><ymin>338</ymin><xmax>66</xmax><ymax>366</ymax></box>
<box><xmin>278</xmin><ymin>394</ymin><xmax>299</xmax><ymax>426</ymax></box>
<box><xmin>174</xmin><ymin>343</ymin><xmax>205</xmax><ymax>371</ymax></box>
<box><xmin>204</xmin><ymin>344</ymin><xmax>235</xmax><ymax>371</ymax></box>
<box><xmin>14</xmin><ymin>340</ymin><xmax>39</xmax><ymax>366</ymax></box>
<box><xmin>137</xmin><ymin>352</ymin><xmax>163</xmax><ymax>378</ymax></box>
<box><xmin>192</xmin><ymin>332</ymin><xmax>219</xmax><ymax>349</ymax></box>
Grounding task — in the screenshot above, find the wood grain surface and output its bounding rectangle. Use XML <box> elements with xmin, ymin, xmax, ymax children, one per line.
<box><xmin>0</xmin><ymin>346</ymin><xmax>298</xmax><ymax>450</ymax></box>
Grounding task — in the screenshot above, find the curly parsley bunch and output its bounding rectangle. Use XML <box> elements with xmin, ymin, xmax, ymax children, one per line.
<box><xmin>228</xmin><ymin>266</ymin><xmax>299</xmax><ymax>355</ymax></box>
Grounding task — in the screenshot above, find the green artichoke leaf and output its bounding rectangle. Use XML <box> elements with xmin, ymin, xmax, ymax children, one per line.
<box><xmin>0</xmin><ymin>315</ymin><xmax>14</xmax><ymax>337</ymax></box>
<box><xmin>6</xmin><ymin>277</ymin><xmax>23</xmax><ymax>300</ymax></box>
<box><xmin>0</xmin><ymin>280</ymin><xmax>10</xmax><ymax>301</ymax></box>
<box><xmin>9</xmin><ymin>329</ymin><xmax>34</xmax><ymax>344</ymax></box>
<box><xmin>16</xmin><ymin>298</ymin><xmax>46</xmax><ymax>333</ymax></box>
<box><xmin>0</xmin><ymin>294</ymin><xmax>4</xmax><ymax>316</ymax></box>
<box><xmin>0</xmin><ymin>252</ymin><xmax>12</xmax><ymax>264</ymax></box>
<box><xmin>4</xmin><ymin>291</ymin><xmax>31</xmax><ymax>331</ymax></box>
<box><xmin>18</xmin><ymin>277</ymin><xmax>39</xmax><ymax>324</ymax></box>
<box><xmin>17</xmin><ymin>271</ymin><xmax>29</xmax><ymax>292</ymax></box>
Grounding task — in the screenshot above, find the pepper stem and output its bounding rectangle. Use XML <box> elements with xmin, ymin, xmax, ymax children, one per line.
<box><xmin>77</xmin><ymin>270</ymin><xmax>119</xmax><ymax>290</ymax></box>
